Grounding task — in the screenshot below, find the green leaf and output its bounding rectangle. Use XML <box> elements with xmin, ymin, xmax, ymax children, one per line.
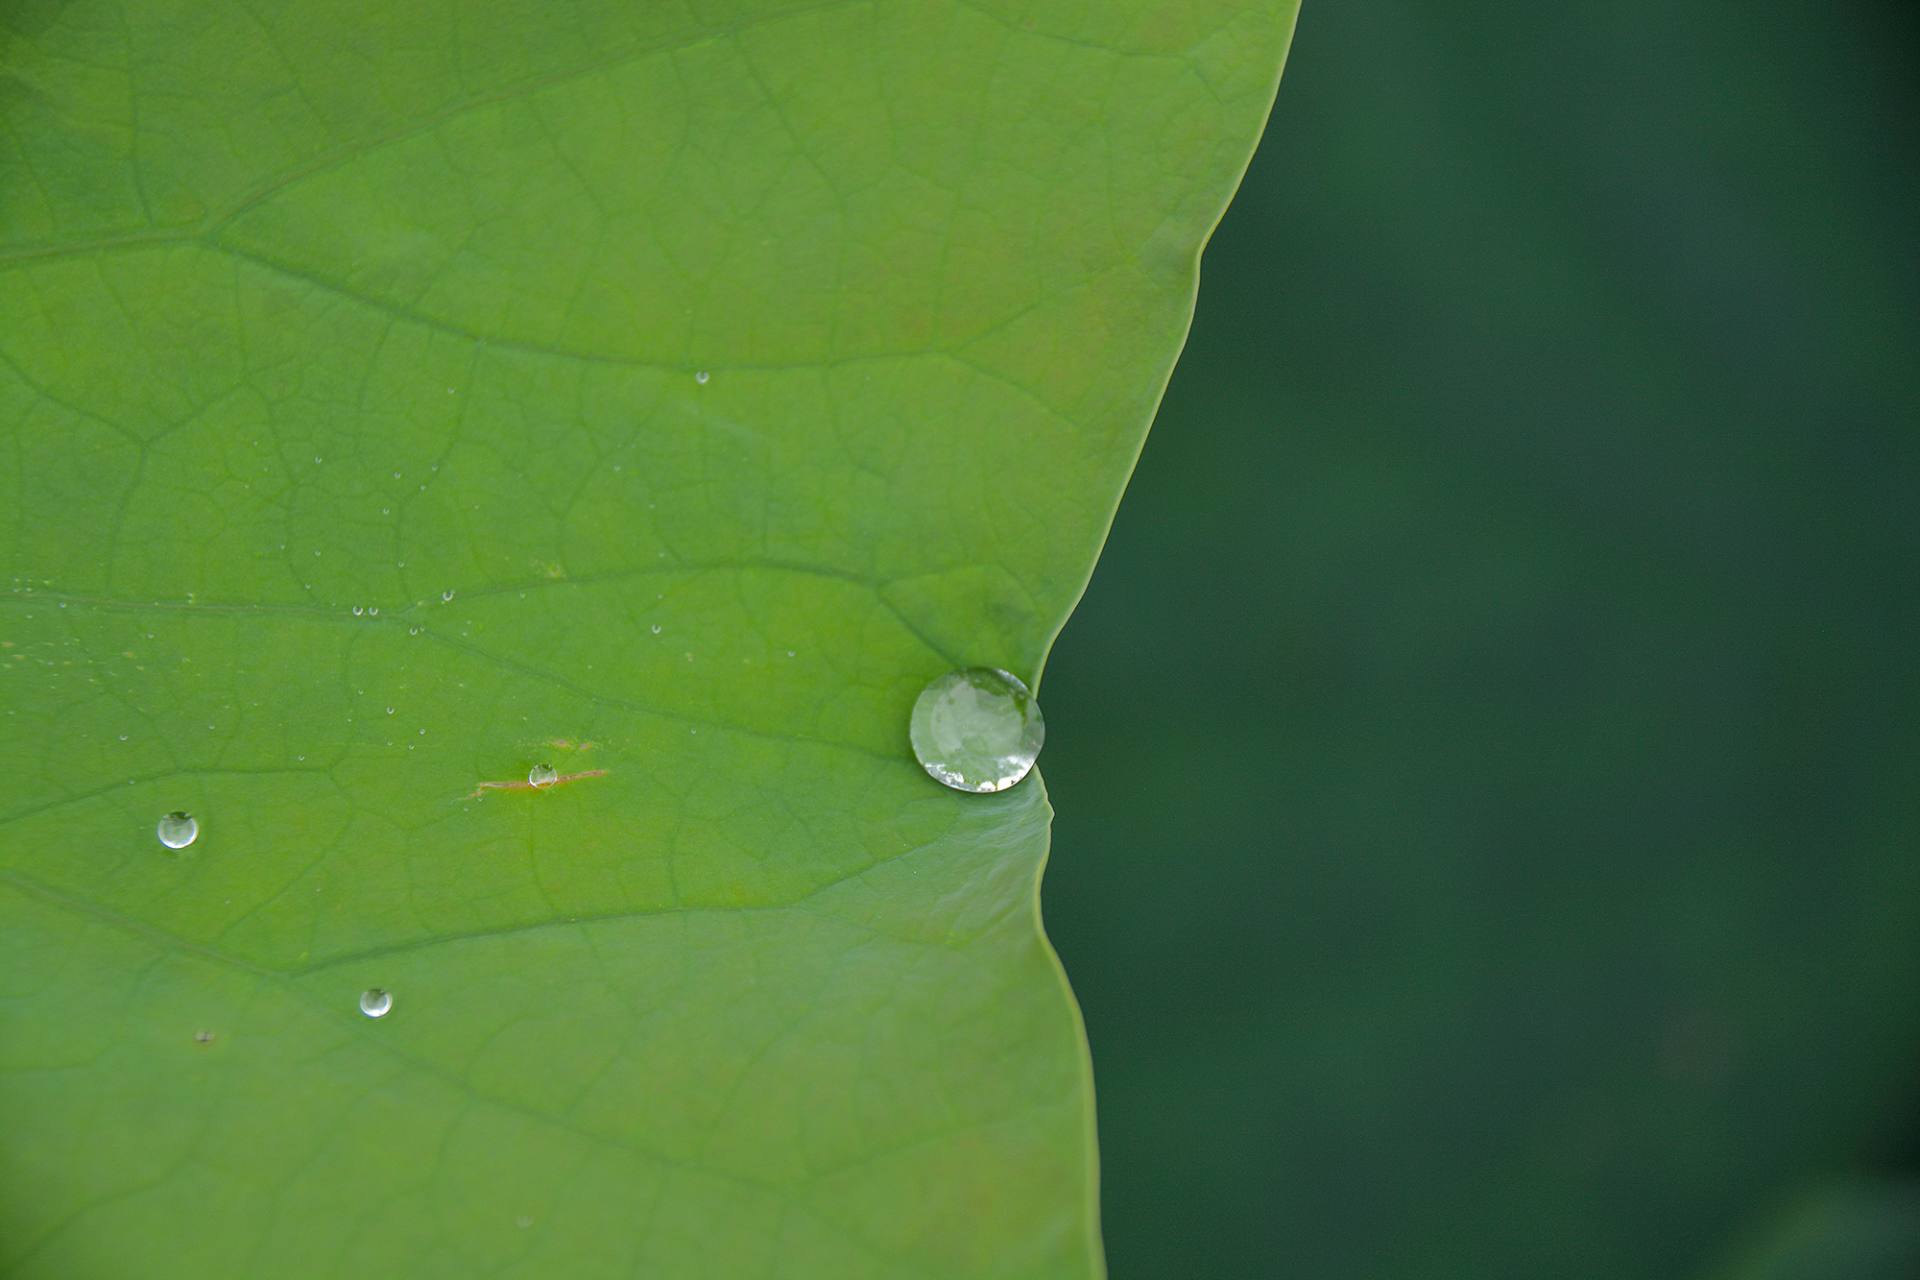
<box><xmin>0</xmin><ymin>2</ymin><xmax>1294</xmax><ymax>1275</ymax></box>
<box><xmin>1708</xmin><ymin>1184</ymin><xmax>1920</xmax><ymax>1280</ymax></box>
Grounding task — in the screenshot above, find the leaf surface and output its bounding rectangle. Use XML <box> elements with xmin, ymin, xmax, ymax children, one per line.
<box><xmin>0</xmin><ymin>2</ymin><xmax>1295</xmax><ymax>1275</ymax></box>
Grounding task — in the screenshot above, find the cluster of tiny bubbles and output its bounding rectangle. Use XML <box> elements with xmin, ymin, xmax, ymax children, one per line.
<box><xmin>359</xmin><ymin>988</ymin><xmax>393</xmax><ymax>1019</ymax></box>
<box><xmin>156</xmin><ymin>811</ymin><xmax>198</xmax><ymax>850</ymax></box>
<box><xmin>529</xmin><ymin>763</ymin><xmax>559</xmax><ymax>789</ymax></box>
<box><xmin>908</xmin><ymin>668</ymin><xmax>1046</xmax><ymax>794</ymax></box>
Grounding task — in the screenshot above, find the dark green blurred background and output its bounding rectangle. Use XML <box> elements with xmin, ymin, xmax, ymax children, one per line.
<box><xmin>1039</xmin><ymin>3</ymin><xmax>1920</xmax><ymax>1277</ymax></box>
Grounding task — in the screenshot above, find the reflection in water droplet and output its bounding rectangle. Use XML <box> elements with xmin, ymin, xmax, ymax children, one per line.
<box><xmin>156</xmin><ymin>811</ymin><xmax>199</xmax><ymax>849</ymax></box>
<box><xmin>359</xmin><ymin>988</ymin><xmax>393</xmax><ymax>1019</ymax></box>
<box><xmin>529</xmin><ymin>763</ymin><xmax>559</xmax><ymax>789</ymax></box>
<box><xmin>908</xmin><ymin>668</ymin><xmax>1045</xmax><ymax>793</ymax></box>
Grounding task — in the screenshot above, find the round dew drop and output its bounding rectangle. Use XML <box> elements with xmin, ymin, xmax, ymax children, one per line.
<box><xmin>908</xmin><ymin>668</ymin><xmax>1045</xmax><ymax>793</ymax></box>
<box><xmin>528</xmin><ymin>763</ymin><xmax>559</xmax><ymax>789</ymax></box>
<box><xmin>359</xmin><ymin>988</ymin><xmax>393</xmax><ymax>1019</ymax></box>
<box><xmin>156</xmin><ymin>810</ymin><xmax>199</xmax><ymax>850</ymax></box>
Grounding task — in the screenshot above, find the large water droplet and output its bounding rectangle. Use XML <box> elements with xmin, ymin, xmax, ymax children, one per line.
<box><xmin>528</xmin><ymin>763</ymin><xmax>559</xmax><ymax>789</ymax></box>
<box><xmin>156</xmin><ymin>810</ymin><xmax>199</xmax><ymax>849</ymax></box>
<box><xmin>908</xmin><ymin>668</ymin><xmax>1044</xmax><ymax>793</ymax></box>
<box><xmin>359</xmin><ymin>988</ymin><xmax>393</xmax><ymax>1019</ymax></box>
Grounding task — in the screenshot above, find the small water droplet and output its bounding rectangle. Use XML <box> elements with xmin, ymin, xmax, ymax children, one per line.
<box><xmin>650</xmin><ymin>623</ymin><xmax>663</xmax><ymax>635</ymax></box>
<box><xmin>694</xmin><ymin>370</ymin><xmax>710</xmax><ymax>385</ymax></box>
<box><xmin>118</xmin><ymin>733</ymin><xmax>129</xmax><ymax>741</ymax></box>
<box><xmin>351</xmin><ymin>605</ymin><xmax>364</xmax><ymax>616</ymax></box>
<box><xmin>156</xmin><ymin>811</ymin><xmax>199</xmax><ymax>849</ymax></box>
<box><xmin>392</xmin><ymin>471</ymin><xmax>402</xmax><ymax>480</ymax></box>
<box><xmin>194</xmin><ymin>1029</ymin><xmax>215</xmax><ymax>1044</ymax></box>
<box><xmin>441</xmin><ymin>589</ymin><xmax>455</xmax><ymax>603</ymax></box>
<box><xmin>785</xmin><ymin>650</ymin><xmax>796</xmax><ymax>658</ymax></box>
<box><xmin>368</xmin><ymin>606</ymin><xmax>379</xmax><ymax>616</ymax></box>
<box><xmin>359</xmin><ymin>988</ymin><xmax>393</xmax><ymax>1019</ymax></box>
<box><xmin>529</xmin><ymin>763</ymin><xmax>559</xmax><ymax>789</ymax></box>
<box><xmin>385</xmin><ymin>706</ymin><xmax>395</xmax><ymax>716</ymax></box>
<box><xmin>380</xmin><ymin>506</ymin><xmax>390</xmax><ymax>516</ymax></box>
<box><xmin>908</xmin><ymin>668</ymin><xmax>1045</xmax><ymax>793</ymax></box>
<box><xmin>407</xmin><ymin>625</ymin><xmax>421</xmax><ymax>636</ymax></box>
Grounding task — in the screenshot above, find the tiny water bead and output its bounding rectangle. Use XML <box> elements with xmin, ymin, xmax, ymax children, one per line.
<box><xmin>156</xmin><ymin>811</ymin><xmax>199</xmax><ymax>849</ymax></box>
<box><xmin>528</xmin><ymin>763</ymin><xmax>559</xmax><ymax>789</ymax></box>
<box><xmin>908</xmin><ymin>668</ymin><xmax>1045</xmax><ymax>793</ymax></box>
<box><xmin>359</xmin><ymin>988</ymin><xmax>393</xmax><ymax>1019</ymax></box>
<box><xmin>694</xmin><ymin>369</ymin><xmax>710</xmax><ymax>385</ymax></box>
